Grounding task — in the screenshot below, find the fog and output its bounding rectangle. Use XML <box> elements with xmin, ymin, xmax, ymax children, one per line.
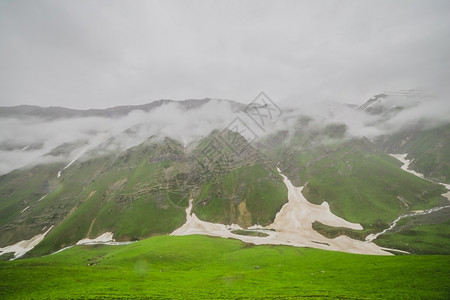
<box><xmin>1</xmin><ymin>91</ymin><xmax>449</xmax><ymax>175</ymax></box>
<box><xmin>1</xmin><ymin>1</ymin><xmax>449</xmax><ymax>174</ymax></box>
<box><xmin>1</xmin><ymin>0</ymin><xmax>449</xmax><ymax>109</ymax></box>
<box><xmin>0</xmin><ymin>101</ymin><xmax>245</xmax><ymax>175</ymax></box>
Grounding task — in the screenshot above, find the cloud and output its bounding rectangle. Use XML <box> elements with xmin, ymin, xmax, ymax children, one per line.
<box><xmin>1</xmin><ymin>90</ymin><xmax>449</xmax><ymax>175</ymax></box>
<box><xmin>0</xmin><ymin>100</ymin><xmax>245</xmax><ymax>175</ymax></box>
<box><xmin>0</xmin><ymin>0</ymin><xmax>449</xmax><ymax>109</ymax></box>
<box><xmin>1</xmin><ymin>1</ymin><xmax>450</xmax><ymax>174</ymax></box>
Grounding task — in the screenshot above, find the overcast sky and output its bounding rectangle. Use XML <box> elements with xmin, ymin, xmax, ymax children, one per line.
<box><xmin>1</xmin><ymin>0</ymin><xmax>449</xmax><ymax>109</ymax></box>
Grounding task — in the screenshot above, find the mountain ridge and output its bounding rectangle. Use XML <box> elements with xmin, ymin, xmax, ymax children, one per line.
<box><xmin>0</xmin><ymin>98</ymin><xmax>246</xmax><ymax>120</ymax></box>
<box><xmin>0</xmin><ymin>92</ymin><xmax>449</xmax><ymax>259</ymax></box>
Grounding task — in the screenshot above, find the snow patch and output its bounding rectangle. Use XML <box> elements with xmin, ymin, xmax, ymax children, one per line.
<box><xmin>76</xmin><ymin>232</ymin><xmax>115</xmax><ymax>245</ymax></box>
<box><xmin>75</xmin><ymin>232</ymin><xmax>134</xmax><ymax>246</ymax></box>
<box><xmin>389</xmin><ymin>154</ymin><xmax>426</xmax><ymax>179</ymax></box>
<box><xmin>172</xmin><ymin>170</ymin><xmax>395</xmax><ymax>255</ymax></box>
<box><xmin>48</xmin><ymin>232</ymin><xmax>134</xmax><ymax>256</ymax></box>
<box><xmin>0</xmin><ymin>226</ymin><xmax>53</xmax><ymax>260</ymax></box>
<box><xmin>57</xmin><ymin>148</ymin><xmax>88</xmax><ymax>178</ymax></box>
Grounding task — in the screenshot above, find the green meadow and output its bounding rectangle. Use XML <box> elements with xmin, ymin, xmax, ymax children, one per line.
<box><xmin>1</xmin><ymin>235</ymin><xmax>449</xmax><ymax>299</ymax></box>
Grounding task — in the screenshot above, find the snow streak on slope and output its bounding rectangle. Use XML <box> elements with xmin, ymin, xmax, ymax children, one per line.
<box><xmin>172</xmin><ymin>169</ymin><xmax>397</xmax><ymax>255</ymax></box>
<box><xmin>49</xmin><ymin>232</ymin><xmax>134</xmax><ymax>255</ymax></box>
<box><xmin>57</xmin><ymin>147</ymin><xmax>89</xmax><ymax>178</ymax></box>
<box><xmin>0</xmin><ymin>226</ymin><xmax>53</xmax><ymax>260</ymax></box>
<box><xmin>389</xmin><ymin>154</ymin><xmax>427</xmax><ymax>179</ymax></box>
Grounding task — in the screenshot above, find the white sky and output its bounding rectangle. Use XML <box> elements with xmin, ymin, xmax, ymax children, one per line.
<box><xmin>1</xmin><ymin>0</ymin><xmax>449</xmax><ymax>109</ymax></box>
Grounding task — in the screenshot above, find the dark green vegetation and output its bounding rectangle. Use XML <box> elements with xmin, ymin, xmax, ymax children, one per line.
<box><xmin>231</xmin><ymin>229</ymin><xmax>270</xmax><ymax>237</ymax></box>
<box><xmin>1</xmin><ymin>235</ymin><xmax>449</xmax><ymax>299</ymax></box>
<box><xmin>377</xmin><ymin>221</ymin><xmax>450</xmax><ymax>255</ymax></box>
<box><xmin>193</xmin><ymin>164</ymin><xmax>287</xmax><ymax>227</ymax></box>
<box><xmin>375</xmin><ymin>209</ymin><xmax>450</xmax><ymax>255</ymax></box>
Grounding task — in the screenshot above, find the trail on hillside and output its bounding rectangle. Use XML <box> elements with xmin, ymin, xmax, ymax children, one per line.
<box><xmin>172</xmin><ymin>169</ymin><xmax>398</xmax><ymax>255</ymax></box>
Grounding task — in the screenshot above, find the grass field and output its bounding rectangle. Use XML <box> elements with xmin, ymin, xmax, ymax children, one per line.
<box><xmin>376</xmin><ymin>220</ymin><xmax>450</xmax><ymax>255</ymax></box>
<box><xmin>1</xmin><ymin>235</ymin><xmax>449</xmax><ymax>299</ymax></box>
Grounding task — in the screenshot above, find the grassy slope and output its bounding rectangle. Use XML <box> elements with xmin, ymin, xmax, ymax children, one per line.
<box><xmin>262</xmin><ymin>134</ymin><xmax>448</xmax><ymax>249</ymax></box>
<box><xmin>193</xmin><ymin>165</ymin><xmax>287</xmax><ymax>227</ymax></box>
<box><xmin>3</xmin><ymin>134</ymin><xmax>284</xmax><ymax>256</ymax></box>
<box><xmin>406</xmin><ymin>125</ymin><xmax>450</xmax><ymax>182</ymax></box>
<box><xmin>0</xmin><ymin>163</ymin><xmax>65</xmax><ymax>246</ymax></box>
<box><xmin>376</xmin><ymin>124</ymin><xmax>450</xmax><ymax>183</ymax></box>
<box><xmin>0</xmin><ymin>235</ymin><xmax>449</xmax><ymax>299</ymax></box>
<box><xmin>297</xmin><ymin>141</ymin><xmax>445</xmax><ymax>230</ymax></box>
<box><xmin>29</xmin><ymin>141</ymin><xmax>189</xmax><ymax>256</ymax></box>
<box><xmin>376</xmin><ymin>220</ymin><xmax>450</xmax><ymax>255</ymax></box>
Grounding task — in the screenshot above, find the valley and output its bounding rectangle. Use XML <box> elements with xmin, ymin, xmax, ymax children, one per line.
<box><xmin>0</xmin><ymin>95</ymin><xmax>449</xmax><ymax>298</ymax></box>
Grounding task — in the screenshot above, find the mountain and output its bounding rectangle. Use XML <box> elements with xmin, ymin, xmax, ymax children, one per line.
<box><xmin>0</xmin><ymin>94</ymin><xmax>449</xmax><ymax>260</ymax></box>
<box><xmin>0</xmin><ymin>98</ymin><xmax>245</xmax><ymax>120</ymax></box>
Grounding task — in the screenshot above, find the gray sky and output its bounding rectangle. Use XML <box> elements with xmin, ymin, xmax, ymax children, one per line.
<box><xmin>1</xmin><ymin>0</ymin><xmax>449</xmax><ymax>109</ymax></box>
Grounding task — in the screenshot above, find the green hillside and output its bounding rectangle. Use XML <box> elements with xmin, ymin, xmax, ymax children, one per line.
<box><xmin>376</xmin><ymin>217</ymin><xmax>450</xmax><ymax>254</ymax></box>
<box><xmin>266</xmin><ymin>134</ymin><xmax>446</xmax><ymax>237</ymax></box>
<box><xmin>0</xmin><ymin>131</ymin><xmax>290</xmax><ymax>257</ymax></box>
<box><xmin>375</xmin><ymin>124</ymin><xmax>450</xmax><ymax>183</ymax></box>
<box><xmin>193</xmin><ymin>164</ymin><xmax>287</xmax><ymax>227</ymax></box>
<box><xmin>299</xmin><ymin>141</ymin><xmax>445</xmax><ymax>227</ymax></box>
<box><xmin>1</xmin><ymin>235</ymin><xmax>449</xmax><ymax>299</ymax></box>
<box><xmin>28</xmin><ymin>138</ymin><xmax>192</xmax><ymax>256</ymax></box>
<box><xmin>0</xmin><ymin>163</ymin><xmax>65</xmax><ymax>247</ymax></box>
<box><xmin>1</xmin><ymin>125</ymin><xmax>448</xmax><ymax>257</ymax></box>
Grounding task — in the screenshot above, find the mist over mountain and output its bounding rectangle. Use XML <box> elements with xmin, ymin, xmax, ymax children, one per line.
<box><xmin>0</xmin><ymin>99</ymin><xmax>244</xmax><ymax>175</ymax></box>
<box><xmin>0</xmin><ymin>90</ymin><xmax>449</xmax><ymax>258</ymax></box>
<box><xmin>1</xmin><ymin>92</ymin><xmax>448</xmax><ymax>176</ymax></box>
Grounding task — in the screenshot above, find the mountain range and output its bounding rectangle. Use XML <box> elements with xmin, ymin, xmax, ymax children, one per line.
<box><xmin>0</xmin><ymin>92</ymin><xmax>449</xmax><ymax>260</ymax></box>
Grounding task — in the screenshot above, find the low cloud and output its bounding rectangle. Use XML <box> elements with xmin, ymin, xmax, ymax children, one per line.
<box><xmin>1</xmin><ymin>92</ymin><xmax>449</xmax><ymax>175</ymax></box>
<box><xmin>0</xmin><ymin>101</ymin><xmax>244</xmax><ymax>175</ymax></box>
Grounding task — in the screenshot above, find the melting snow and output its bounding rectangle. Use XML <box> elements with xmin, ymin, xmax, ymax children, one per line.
<box><xmin>20</xmin><ymin>206</ymin><xmax>30</xmax><ymax>214</ymax></box>
<box><xmin>38</xmin><ymin>194</ymin><xmax>47</xmax><ymax>202</ymax></box>
<box><xmin>75</xmin><ymin>232</ymin><xmax>134</xmax><ymax>246</ymax></box>
<box><xmin>57</xmin><ymin>148</ymin><xmax>88</xmax><ymax>178</ymax></box>
<box><xmin>48</xmin><ymin>232</ymin><xmax>134</xmax><ymax>256</ymax></box>
<box><xmin>0</xmin><ymin>226</ymin><xmax>53</xmax><ymax>260</ymax></box>
<box><xmin>389</xmin><ymin>154</ymin><xmax>427</xmax><ymax>179</ymax></box>
<box><xmin>172</xmin><ymin>169</ymin><xmax>396</xmax><ymax>255</ymax></box>
<box><xmin>76</xmin><ymin>232</ymin><xmax>115</xmax><ymax>245</ymax></box>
